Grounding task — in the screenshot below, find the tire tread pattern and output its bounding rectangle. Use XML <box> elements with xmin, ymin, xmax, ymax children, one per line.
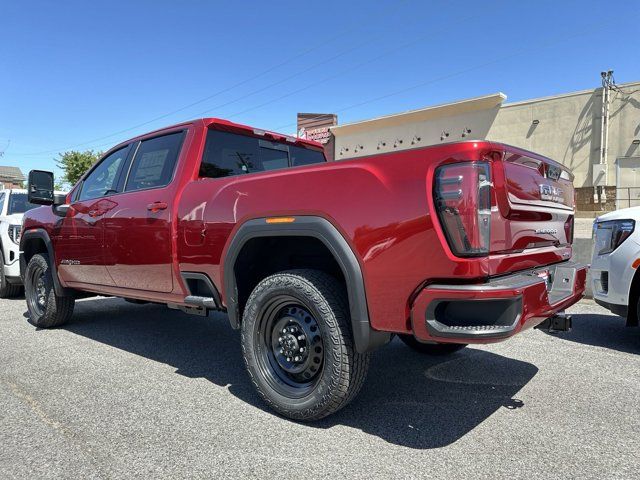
<box><xmin>241</xmin><ymin>269</ymin><xmax>369</xmax><ymax>421</ymax></box>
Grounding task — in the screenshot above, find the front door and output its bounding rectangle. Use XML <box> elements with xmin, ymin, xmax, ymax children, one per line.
<box><xmin>104</xmin><ymin>130</ymin><xmax>185</xmax><ymax>293</ymax></box>
<box><xmin>56</xmin><ymin>145</ymin><xmax>130</xmax><ymax>286</ymax></box>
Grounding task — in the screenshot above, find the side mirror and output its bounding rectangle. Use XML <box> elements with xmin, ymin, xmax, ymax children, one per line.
<box><xmin>27</xmin><ymin>170</ymin><xmax>55</xmax><ymax>205</ymax></box>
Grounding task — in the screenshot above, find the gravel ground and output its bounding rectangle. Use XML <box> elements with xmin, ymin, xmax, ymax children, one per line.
<box><xmin>1</xmin><ymin>295</ymin><xmax>638</xmax><ymax>479</ymax></box>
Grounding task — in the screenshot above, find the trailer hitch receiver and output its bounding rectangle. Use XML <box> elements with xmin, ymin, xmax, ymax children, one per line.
<box><xmin>535</xmin><ymin>312</ymin><xmax>572</xmax><ymax>333</ymax></box>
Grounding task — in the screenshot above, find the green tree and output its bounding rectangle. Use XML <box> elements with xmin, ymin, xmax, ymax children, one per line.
<box><xmin>56</xmin><ymin>150</ymin><xmax>102</xmax><ymax>188</ymax></box>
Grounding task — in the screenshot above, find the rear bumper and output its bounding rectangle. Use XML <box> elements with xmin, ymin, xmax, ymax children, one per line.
<box><xmin>410</xmin><ymin>261</ymin><xmax>588</xmax><ymax>344</ymax></box>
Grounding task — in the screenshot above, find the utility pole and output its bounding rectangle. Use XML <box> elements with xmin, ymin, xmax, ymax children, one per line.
<box><xmin>595</xmin><ymin>70</ymin><xmax>613</xmax><ymax>204</ymax></box>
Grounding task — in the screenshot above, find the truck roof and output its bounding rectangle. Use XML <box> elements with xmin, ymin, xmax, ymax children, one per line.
<box><xmin>114</xmin><ymin>118</ymin><xmax>324</xmax><ymax>153</ymax></box>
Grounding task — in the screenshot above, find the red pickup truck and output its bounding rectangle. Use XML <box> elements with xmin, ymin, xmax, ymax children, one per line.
<box><xmin>20</xmin><ymin>117</ymin><xmax>587</xmax><ymax>420</ymax></box>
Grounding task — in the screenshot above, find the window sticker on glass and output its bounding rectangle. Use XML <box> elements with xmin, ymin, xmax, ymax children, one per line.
<box><xmin>132</xmin><ymin>150</ymin><xmax>169</xmax><ymax>185</ymax></box>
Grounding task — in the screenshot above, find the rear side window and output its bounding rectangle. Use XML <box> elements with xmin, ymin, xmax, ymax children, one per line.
<box><xmin>0</xmin><ymin>193</ymin><xmax>5</xmax><ymax>214</ymax></box>
<box><xmin>199</xmin><ymin>129</ymin><xmax>325</xmax><ymax>179</ymax></box>
<box><xmin>125</xmin><ymin>131</ymin><xmax>185</xmax><ymax>192</ymax></box>
<box><xmin>290</xmin><ymin>145</ymin><xmax>325</xmax><ymax>167</ymax></box>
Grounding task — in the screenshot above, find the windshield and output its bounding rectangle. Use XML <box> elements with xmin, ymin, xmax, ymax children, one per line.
<box><xmin>8</xmin><ymin>193</ymin><xmax>39</xmax><ymax>215</ymax></box>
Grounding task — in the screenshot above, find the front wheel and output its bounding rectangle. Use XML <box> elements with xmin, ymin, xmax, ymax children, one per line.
<box><xmin>398</xmin><ymin>334</ymin><xmax>467</xmax><ymax>355</ymax></box>
<box><xmin>241</xmin><ymin>269</ymin><xmax>369</xmax><ymax>421</ymax></box>
<box><xmin>25</xmin><ymin>253</ymin><xmax>74</xmax><ymax>328</ymax></box>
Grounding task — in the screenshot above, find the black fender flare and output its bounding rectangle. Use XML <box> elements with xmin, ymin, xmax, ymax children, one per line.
<box><xmin>20</xmin><ymin>229</ymin><xmax>72</xmax><ymax>297</ymax></box>
<box><xmin>223</xmin><ymin>216</ymin><xmax>391</xmax><ymax>353</ymax></box>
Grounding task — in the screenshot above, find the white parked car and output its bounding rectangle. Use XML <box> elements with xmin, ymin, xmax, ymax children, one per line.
<box><xmin>0</xmin><ymin>188</ymin><xmax>42</xmax><ymax>297</ymax></box>
<box><xmin>591</xmin><ymin>207</ymin><xmax>640</xmax><ymax>325</ymax></box>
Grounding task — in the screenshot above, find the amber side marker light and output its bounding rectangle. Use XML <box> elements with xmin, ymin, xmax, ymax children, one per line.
<box><xmin>266</xmin><ymin>217</ymin><xmax>296</xmax><ymax>224</ymax></box>
<box><xmin>632</xmin><ymin>259</ymin><xmax>640</xmax><ymax>269</ymax></box>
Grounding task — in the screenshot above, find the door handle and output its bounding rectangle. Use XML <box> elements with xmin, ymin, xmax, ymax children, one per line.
<box><xmin>88</xmin><ymin>210</ymin><xmax>102</xmax><ymax>218</ymax></box>
<box><xmin>147</xmin><ymin>202</ymin><xmax>168</xmax><ymax>212</ymax></box>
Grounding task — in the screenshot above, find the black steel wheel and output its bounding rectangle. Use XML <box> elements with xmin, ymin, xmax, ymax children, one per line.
<box><xmin>398</xmin><ymin>334</ymin><xmax>467</xmax><ymax>355</ymax></box>
<box><xmin>256</xmin><ymin>299</ymin><xmax>325</xmax><ymax>398</ymax></box>
<box><xmin>24</xmin><ymin>253</ymin><xmax>74</xmax><ymax>328</ymax></box>
<box><xmin>241</xmin><ymin>269</ymin><xmax>369</xmax><ymax>421</ymax></box>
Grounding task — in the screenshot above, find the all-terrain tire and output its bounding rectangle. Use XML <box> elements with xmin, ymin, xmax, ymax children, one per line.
<box><xmin>0</xmin><ymin>251</ymin><xmax>22</xmax><ymax>298</ymax></box>
<box><xmin>24</xmin><ymin>253</ymin><xmax>74</xmax><ymax>328</ymax></box>
<box><xmin>398</xmin><ymin>334</ymin><xmax>467</xmax><ymax>355</ymax></box>
<box><xmin>241</xmin><ymin>269</ymin><xmax>369</xmax><ymax>421</ymax></box>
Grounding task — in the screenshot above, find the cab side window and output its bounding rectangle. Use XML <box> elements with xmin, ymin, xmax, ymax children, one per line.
<box><xmin>0</xmin><ymin>193</ymin><xmax>5</xmax><ymax>214</ymax></box>
<box><xmin>125</xmin><ymin>131</ymin><xmax>185</xmax><ymax>192</ymax></box>
<box><xmin>78</xmin><ymin>146</ymin><xmax>129</xmax><ymax>201</ymax></box>
<box><xmin>199</xmin><ymin>129</ymin><xmax>325</xmax><ymax>179</ymax></box>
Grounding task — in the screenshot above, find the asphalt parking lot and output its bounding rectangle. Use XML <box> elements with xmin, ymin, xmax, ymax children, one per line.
<box><xmin>1</xmin><ymin>295</ymin><xmax>639</xmax><ymax>479</ymax></box>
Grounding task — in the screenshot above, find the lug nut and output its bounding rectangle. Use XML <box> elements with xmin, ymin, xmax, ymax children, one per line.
<box><xmin>298</xmin><ymin>335</ymin><xmax>304</xmax><ymax>341</ymax></box>
<box><xmin>282</xmin><ymin>328</ymin><xmax>287</xmax><ymax>333</ymax></box>
<box><xmin>299</xmin><ymin>347</ymin><xmax>305</xmax><ymax>353</ymax></box>
<box><xmin>294</xmin><ymin>356</ymin><xmax>300</xmax><ymax>362</ymax></box>
<box><xmin>287</xmin><ymin>357</ymin><xmax>291</xmax><ymax>362</ymax></box>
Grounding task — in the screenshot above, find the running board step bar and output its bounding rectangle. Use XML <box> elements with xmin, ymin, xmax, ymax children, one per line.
<box><xmin>184</xmin><ymin>295</ymin><xmax>218</xmax><ymax>309</ymax></box>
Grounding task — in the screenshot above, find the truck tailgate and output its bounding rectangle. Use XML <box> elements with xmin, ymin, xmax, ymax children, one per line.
<box><xmin>491</xmin><ymin>146</ymin><xmax>574</xmax><ymax>255</ymax></box>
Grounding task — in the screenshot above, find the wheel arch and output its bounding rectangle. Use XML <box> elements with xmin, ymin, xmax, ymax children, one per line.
<box><xmin>223</xmin><ymin>216</ymin><xmax>390</xmax><ymax>353</ymax></box>
<box><xmin>21</xmin><ymin>229</ymin><xmax>72</xmax><ymax>297</ymax></box>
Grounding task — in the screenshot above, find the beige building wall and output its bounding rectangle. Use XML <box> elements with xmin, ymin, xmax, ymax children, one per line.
<box><xmin>487</xmin><ymin>84</ymin><xmax>640</xmax><ymax>189</ymax></box>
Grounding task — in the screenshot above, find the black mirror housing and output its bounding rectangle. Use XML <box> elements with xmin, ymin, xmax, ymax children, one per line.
<box><xmin>53</xmin><ymin>193</ymin><xmax>67</xmax><ymax>206</ymax></box>
<box><xmin>27</xmin><ymin>170</ymin><xmax>55</xmax><ymax>205</ymax></box>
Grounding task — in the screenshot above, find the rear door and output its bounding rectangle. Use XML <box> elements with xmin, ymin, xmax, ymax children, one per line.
<box><xmin>103</xmin><ymin>130</ymin><xmax>186</xmax><ymax>293</ymax></box>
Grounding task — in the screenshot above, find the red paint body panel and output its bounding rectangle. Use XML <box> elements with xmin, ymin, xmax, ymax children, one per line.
<box><xmin>21</xmin><ymin>118</ymin><xmax>585</xmax><ymax>344</ymax></box>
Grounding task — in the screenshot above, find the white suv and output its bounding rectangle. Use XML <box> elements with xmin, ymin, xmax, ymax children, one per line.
<box><xmin>0</xmin><ymin>188</ymin><xmax>40</xmax><ymax>297</ymax></box>
<box><xmin>591</xmin><ymin>207</ymin><xmax>640</xmax><ymax>325</ymax></box>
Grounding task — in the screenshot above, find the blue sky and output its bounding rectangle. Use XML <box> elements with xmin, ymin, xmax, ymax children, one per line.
<box><xmin>2</xmin><ymin>0</ymin><xmax>639</xmax><ymax>176</ymax></box>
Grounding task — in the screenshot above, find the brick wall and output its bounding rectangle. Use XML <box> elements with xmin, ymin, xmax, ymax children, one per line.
<box><xmin>575</xmin><ymin>186</ymin><xmax>616</xmax><ymax>213</ymax></box>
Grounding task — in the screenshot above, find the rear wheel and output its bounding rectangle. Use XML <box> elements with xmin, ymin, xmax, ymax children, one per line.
<box><xmin>241</xmin><ymin>269</ymin><xmax>369</xmax><ymax>421</ymax></box>
<box><xmin>0</xmin><ymin>251</ymin><xmax>22</xmax><ymax>298</ymax></box>
<box><xmin>398</xmin><ymin>334</ymin><xmax>467</xmax><ymax>355</ymax></box>
<box><xmin>25</xmin><ymin>253</ymin><xmax>74</xmax><ymax>328</ymax></box>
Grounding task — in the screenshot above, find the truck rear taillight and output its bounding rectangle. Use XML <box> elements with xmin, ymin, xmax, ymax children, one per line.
<box><xmin>434</xmin><ymin>162</ymin><xmax>492</xmax><ymax>257</ymax></box>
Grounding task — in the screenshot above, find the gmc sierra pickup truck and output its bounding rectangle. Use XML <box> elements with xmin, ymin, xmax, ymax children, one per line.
<box><xmin>20</xmin><ymin>117</ymin><xmax>587</xmax><ymax>421</ymax></box>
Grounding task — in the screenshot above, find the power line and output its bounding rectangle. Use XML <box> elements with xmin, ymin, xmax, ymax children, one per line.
<box><xmin>0</xmin><ymin>140</ymin><xmax>9</xmax><ymax>158</ymax></box>
<box><xmin>272</xmin><ymin>10</ymin><xmax>640</xmax><ymax>131</ymax></box>
<box><xmin>195</xmin><ymin>6</ymin><xmax>503</xmax><ymax>120</ymax></box>
<box><xmin>38</xmin><ymin>3</ymin><xmax>493</xmax><ymax>155</ymax></box>
<box><xmin>11</xmin><ymin>0</ymin><xmax>411</xmax><ymax>157</ymax></box>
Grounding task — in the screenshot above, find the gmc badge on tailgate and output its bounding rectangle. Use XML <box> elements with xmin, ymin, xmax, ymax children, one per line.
<box><xmin>539</xmin><ymin>184</ymin><xmax>564</xmax><ymax>203</ymax></box>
